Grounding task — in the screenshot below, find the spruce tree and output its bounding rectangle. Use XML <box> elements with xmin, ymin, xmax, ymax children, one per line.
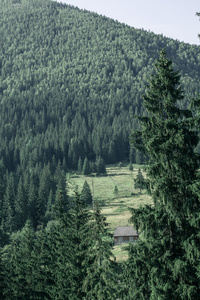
<box><xmin>129</xmin><ymin>162</ymin><xmax>133</xmax><ymax>171</ymax></box>
<box><xmin>28</xmin><ymin>176</ymin><xmax>39</xmax><ymax>229</ymax></box>
<box><xmin>80</xmin><ymin>180</ymin><xmax>93</xmax><ymax>206</ymax></box>
<box><xmin>129</xmin><ymin>146</ymin><xmax>136</xmax><ymax>164</ymax></box>
<box><xmin>44</xmin><ymin>192</ymin><xmax>73</xmax><ymax>300</ymax></box>
<box><xmin>15</xmin><ymin>178</ymin><xmax>28</xmax><ymax>230</ymax></box>
<box><xmin>82</xmin><ymin>157</ymin><xmax>91</xmax><ymax>175</ymax></box>
<box><xmin>83</xmin><ymin>203</ymin><xmax>118</xmax><ymax>299</ymax></box>
<box><xmin>38</xmin><ymin>164</ymin><xmax>53</xmax><ymax>224</ymax></box>
<box><xmin>78</xmin><ymin>156</ymin><xmax>82</xmax><ymax>173</ymax></box>
<box><xmin>33</xmin><ymin>227</ymin><xmax>54</xmax><ymax>299</ymax></box>
<box><xmin>46</xmin><ymin>190</ymin><xmax>91</xmax><ymax>299</ymax></box>
<box><xmin>0</xmin><ymin>227</ymin><xmax>6</xmax><ymax>300</ymax></box>
<box><xmin>135</xmin><ymin>149</ymin><xmax>143</xmax><ymax>165</ymax></box>
<box><xmin>95</xmin><ymin>155</ymin><xmax>107</xmax><ymax>175</ymax></box>
<box><xmin>126</xmin><ymin>50</ymin><xmax>200</xmax><ymax>299</ymax></box>
<box><xmin>2</xmin><ymin>173</ymin><xmax>16</xmax><ymax>232</ymax></box>
<box><xmin>33</xmin><ymin>191</ymin><xmax>73</xmax><ymax>300</ymax></box>
<box><xmin>134</xmin><ymin>168</ymin><xmax>145</xmax><ymax>193</ymax></box>
<box><xmin>3</xmin><ymin>220</ymin><xmax>41</xmax><ymax>299</ymax></box>
<box><xmin>0</xmin><ymin>251</ymin><xmax>5</xmax><ymax>300</ymax></box>
<box><xmin>68</xmin><ymin>191</ymin><xmax>91</xmax><ymax>299</ymax></box>
<box><xmin>44</xmin><ymin>189</ymin><xmax>54</xmax><ymax>224</ymax></box>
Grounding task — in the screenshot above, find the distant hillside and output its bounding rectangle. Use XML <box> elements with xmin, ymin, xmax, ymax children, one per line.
<box><xmin>0</xmin><ymin>0</ymin><xmax>200</xmax><ymax>231</ymax></box>
<box><xmin>1</xmin><ymin>0</ymin><xmax>200</xmax><ymax>168</ymax></box>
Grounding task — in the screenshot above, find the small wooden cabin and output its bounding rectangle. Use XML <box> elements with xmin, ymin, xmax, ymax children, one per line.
<box><xmin>114</xmin><ymin>226</ymin><xmax>139</xmax><ymax>244</ymax></box>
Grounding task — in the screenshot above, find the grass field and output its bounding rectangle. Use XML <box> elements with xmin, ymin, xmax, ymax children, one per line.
<box><xmin>67</xmin><ymin>164</ymin><xmax>152</xmax><ymax>261</ymax></box>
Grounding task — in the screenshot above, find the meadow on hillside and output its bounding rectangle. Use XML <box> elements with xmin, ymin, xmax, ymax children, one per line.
<box><xmin>67</xmin><ymin>164</ymin><xmax>153</xmax><ymax>261</ymax></box>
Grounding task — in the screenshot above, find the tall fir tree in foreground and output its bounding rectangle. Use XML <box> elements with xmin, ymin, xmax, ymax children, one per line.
<box><xmin>83</xmin><ymin>203</ymin><xmax>118</xmax><ymax>299</ymax></box>
<box><xmin>69</xmin><ymin>191</ymin><xmax>91</xmax><ymax>299</ymax></box>
<box><xmin>47</xmin><ymin>192</ymin><xmax>76</xmax><ymax>299</ymax></box>
<box><xmin>47</xmin><ymin>190</ymin><xmax>91</xmax><ymax>300</ymax></box>
<box><xmin>125</xmin><ymin>50</ymin><xmax>200</xmax><ymax>299</ymax></box>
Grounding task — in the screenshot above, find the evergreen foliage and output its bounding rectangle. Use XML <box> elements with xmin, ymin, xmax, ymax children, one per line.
<box><xmin>95</xmin><ymin>156</ymin><xmax>107</xmax><ymax>175</ymax></box>
<box><xmin>82</xmin><ymin>157</ymin><xmax>91</xmax><ymax>175</ymax></box>
<box><xmin>78</xmin><ymin>157</ymin><xmax>83</xmax><ymax>174</ymax></box>
<box><xmin>80</xmin><ymin>180</ymin><xmax>93</xmax><ymax>206</ymax></box>
<box><xmin>1</xmin><ymin>190</ymin><xmax>118</xmax><ymax>299</ymax></box>
<box><xmin>0</xmin><ymin>228</ymin><xmax>6</xmax><ymax>300</ymax></box>
<box><xmin>128</xmin><ymin>162</ymin><xmax>133</xmax><ymax>171</ymax></box>
<box><xmin>127</xmin><ymin>50</ymin><xmax>200</xmax><ymax>299</ymax></box>
<box><xmin>49</xmin><ymin>190</ymin><xmax>91</xmax><ymax>299</ymax></box>
<box><xmin>134</xmin><ymin>168</ymin><xmax>145</xmax><ymax>193</ymax></box>
<box><xmin>45</xmin><ymin>191</ymin><xmax>77</xmax><ymax>299</ymax></box>
<box><xmin>0</xmin><ymin>0</ymin><xmax>200</xmax><ymax>230</ymax></box>
<box><xmin>3</xmin><ymin>220</ymin><xmax>43</xmax><ymax>299</ymax></box>
<box><xmin>135</xmin><ymin>150</ymin><xmax>144</xmax><ymax>165</ymax></box>
<box><xmin>0</xmin><ymin>1</ymin><xmax>200</xmax><ymax>297</ymax></box>
<box><xmin>113</xmin><ymin>185</ymin><xmax>119</xmax><ymax>198</ymax></box>
<box><xmin>83</xmin><ymin>203</ymin><xmax>118</xmax><ymax>299</ymax></box>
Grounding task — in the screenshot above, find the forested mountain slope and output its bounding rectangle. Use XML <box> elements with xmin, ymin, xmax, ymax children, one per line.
<box><xmin>0</xmin><ymin>0</ymin><xmax>200</xmax><ymax>230</ymax></box>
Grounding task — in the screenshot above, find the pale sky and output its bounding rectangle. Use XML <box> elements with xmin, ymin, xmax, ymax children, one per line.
<box><xmin>56</xmin><ymin>0</ymin><xmax>200</xmax><ymax>45</ymax></box>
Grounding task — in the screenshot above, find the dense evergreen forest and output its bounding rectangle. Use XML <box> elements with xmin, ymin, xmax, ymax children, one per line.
<box><xmin>0</xmin><ymin>0</ymin><xmax>200</xmax><ymax>231</ymax></box>
<box><xmin>0</xmin><ymin>0</ymin><xmax>200</xmax><ymax>297</ymax></box>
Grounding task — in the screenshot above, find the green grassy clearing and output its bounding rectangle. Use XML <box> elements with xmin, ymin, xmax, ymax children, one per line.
<box><xmin>67</xmin><ymin>165</ymin><xmax>152</xmax><ymax>261</ymax></box>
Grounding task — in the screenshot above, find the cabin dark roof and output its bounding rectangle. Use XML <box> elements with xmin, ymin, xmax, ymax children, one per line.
<box><xmin>114</xmin><ymin>226</ymin><xmax>138</xmax><ymax>237</ymax></box>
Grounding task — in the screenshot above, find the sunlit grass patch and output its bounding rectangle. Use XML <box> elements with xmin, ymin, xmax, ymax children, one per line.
<box><xmin>67</xmin><ymin>164</ymin><xmax>152</xmax><ymax>262</ymax></box>
<box><xmin>112</xmin><ymin>244</ymin><xmax>129</xmax><ymax>262</ymax></box>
